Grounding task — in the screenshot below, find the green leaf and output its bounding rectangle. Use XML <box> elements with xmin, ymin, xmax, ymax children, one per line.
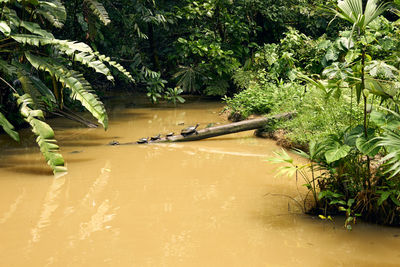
<box><xmin>0</xmin><ymin>21</ymin><xmax>11</xmax><ymax>36</ymax></box>
<box><xmin>324</xmin><ymin>142</ymin><xmax>351</xmax><ymax>164</ymax></box>
<box><xmin>370</xmin><ymin>110</ymin><xmax>400</xmax><ymax>130</ymax></box>
<box><xmin>14</xmin><ymin>93</ymin><xmax>66</xmax><ymax>174</ymax></box>
<box><xmin>25</xmin><ymin>53</ymin><xmax>108</xmax><ymax>129</ymax></box>
<box><xmin>356</xmin><ymin>136</ymin><xmax>380</xmax><ymax>156</ymax></box>
<box><xmin>390</xmin><ymin>194</ymin><xmax>400</xmax><ymax>206</ymax></box>
<box><xmin>370</xmin><ymin>110</ymin><xmax>386</xmax><ymax>127</ymax></box>
<box><xmin>36</xmin><ymin>0</ymin><xmax>66</xmax><ymax>28</ymax></box>
<box><xmin>95</xmin><ymin>52</ymin><xmax>134</xmax><ymax>82</ymax></box>
<box><xmin>345</xmin><ymin>125</ymin><xmax>364</xmax><ymax>146</ymax></box>
<box><xmin>84</xmin><ymin>0</ymin><xmax>111</xmax><ymax>25</ymax></box>
<box><xmin>339</xmin><ymin>206</ymin><xmax>346</xmax><ymax>211</ymax></box>
<box><xmin>366</xmin><ymin>61</ymin><xmax>398</xmax><ymax>79</ymax></box>
<box><xmin>377</xmin><ymin>191</ymin><xmax>390</xmax><ymax>206</ymax></box>
<box><xmin>19</xmin><ymin>21</ymin><xmax>53</xmax><ymax>38</ymax></box>
<box><xmin>0</xmin><ymin>59</ymin><xmax>17</xmax><ymax>77</ymax></box>
<box><xmin>322</xmin><ymin>62</ymin><xmax>352</xmax><ymax>81</ymax></box>
<box><xmin>324</xmin><ymin>47</ymin><xmax>339</xmax><ymax>62</ymax></box>
<box><xmin>0</xmin><ymin>111</ymin><xmax>19</xmax><ymax>141</ymax></box>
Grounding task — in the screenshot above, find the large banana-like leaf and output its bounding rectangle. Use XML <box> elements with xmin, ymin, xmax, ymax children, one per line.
<box><xmin>7</xmin><ymin>1</ymin><xmax>65</xmax><ymax>28</ymax></box>
<box><xmin>19</xmin><ymin>21</ymin><xmax>54</xmax><ymax>38</ymax></box>
<box><xmin>25</xmin><ymin>53</ymin><xmax>108</xmax><ymax>129</ymax></box>
<box><xmin>14</xmin><ymin>93</ymin><xmax>66</xmax><ymax>174</ymax></box>
<box><xmin>36</xmin><ymin>0</ymin><xmax>66</xmax><ymax>28</ymax></box>
<box><xmin>0</xmin><ymin>111</ymin><xmax>19</xmax><ymax>141</ymax></box>
<box><xmin>84</xmin><ymin>0</ymin><xmax>111</xmax><ymax>25</ymax></box>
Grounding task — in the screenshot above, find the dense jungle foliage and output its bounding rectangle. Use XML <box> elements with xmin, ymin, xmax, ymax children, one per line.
<box><xmin>1</xmin><ymin>0</ymin><xmax>400</xmax><ymax>227</ymax></box>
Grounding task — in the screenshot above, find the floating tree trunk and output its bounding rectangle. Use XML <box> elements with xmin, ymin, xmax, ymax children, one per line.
<box><xmin>115</xmin><ymin>112</ymin><xmax>294</xmax><ymax>145</ymax></box>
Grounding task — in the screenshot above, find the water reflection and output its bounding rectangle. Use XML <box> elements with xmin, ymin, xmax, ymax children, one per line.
<box><xmin>0</xmin><ymin>188</ymin><xmax>25</xmax><ymax>224</ymax></box>
<box><xmin>80</xmin><ymin>161</ymin><xmax>111</xmax><ymax>208</ymax></box>
<box><xmin>0</xmin><ymin>99</ymin><xmax>400</xmax><ymax>266</ymax></box>
<box><xmin>29</xmin><ymin>177</ymin><xmax>66</xmax><ymax>245</ymax></box>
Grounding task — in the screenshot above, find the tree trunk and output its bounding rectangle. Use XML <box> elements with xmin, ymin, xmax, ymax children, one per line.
<box><xmin>121</xmin><ymin>112</ymin><xmax>294</xmax><ymax>145</ymax></box>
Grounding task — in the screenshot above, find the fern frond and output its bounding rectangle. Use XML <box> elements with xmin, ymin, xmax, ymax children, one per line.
<box><xmin>14</xmin><ymin>93</ymin><xmax>67</xmax><ymax>174</ymax></box>
<box><xmin>25</xmin><ymin>53</ymin><xmax>108</xmax><ymax>129</ymax></box>
<box><xmin>0</xmin><ymin>111</ymin><xmax>19</xmax><ymax>141</ymax></box>
<box><xmin>95</xmin><ymin>52</ymin><xmax>135</xmax><ymax>82</ymax></box>
<box><xmin>12</xmin><ymin>34</ymin><xmax>133</xmax><ymax>83</ymax></box>
<box><xmin>11</xmin><ymin>35</ymin><xmax>114</xmax><ymax>80</ymax></box>
<box><xmin>74</xmin><ymin>52</ymin><xmax>113</xmax><ymax>81</ymax></box>
<box><xmin>11</xmin><ymin>34</ymin><xmax>92</xmax><ymax>52</ymax></box>
<box><xmin>84</xmin><ymin>0</ymin><xmax>111</xmax><ymax>25</ymax></box>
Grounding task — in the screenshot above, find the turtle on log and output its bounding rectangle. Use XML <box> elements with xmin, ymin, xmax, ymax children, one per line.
<box><xmin>137</xmin><ymin>137</ymin><xmax>148</xmax><ymax>144</ymax></box>
<box><xmin>150</xmin><ymin>134</ymin><xmax>161</xmax><ymax>141</ymax></box>
<box><xmin>109</xmin><ymin>140</ymin><xmax>120</xmax><ymax>145</ymax></box>
<box><xmin>181</xmin><ymin>124</ymin><xmax>199</xmax><ymax>137</ymax></box>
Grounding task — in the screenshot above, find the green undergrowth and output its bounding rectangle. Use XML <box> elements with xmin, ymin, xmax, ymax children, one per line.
<box><xmin>224</xmin><ymin>80</ymin><xmax>363</xmax><ymax>147</ymax></box>
<box><xmin>225</xmin><ymin>3</ymin><xmax>400</xmax><ymax>228</ymax></box>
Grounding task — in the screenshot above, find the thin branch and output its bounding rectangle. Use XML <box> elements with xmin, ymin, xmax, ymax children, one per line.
<box><xmin>0</xmin><ymin>76</ymin><xmax>18</xmax><ymax>94</ymax></box>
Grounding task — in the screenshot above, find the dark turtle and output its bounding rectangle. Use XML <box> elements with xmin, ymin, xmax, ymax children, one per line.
<box><xmin>150</xmin><ymin>134</ymin><xmax>161</xmax><ymax>141</ymax></box>
<box><xmin>181</xmin><ymin>124</ymin><xmax>199</xmax><ymax>137</ymax></box>
<box><xmin>137</xmin><ymin>137</ymin><xmax>148</xmax><ymax>144</ymax></box>
<box><xmin>109</xmin><ymin>140</ymin><xmax>120</xmax><ymax>146</ymax></box>
<box><xmin>166</xmin><ymin>132</ymin><xmax>174</xmax><ymax>137</ymax></box>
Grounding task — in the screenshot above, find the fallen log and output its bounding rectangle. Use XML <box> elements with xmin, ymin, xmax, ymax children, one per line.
<box><xmin>121</xmin><ymin>112</ymin><xmax>294</xmax><ymax>145</ymax></box>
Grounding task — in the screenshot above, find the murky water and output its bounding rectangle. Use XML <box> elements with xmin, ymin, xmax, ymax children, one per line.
<box><xmin>0</xmin><ymin>96</ymin><xmax>400</xmax><ymax>266</ymax></box>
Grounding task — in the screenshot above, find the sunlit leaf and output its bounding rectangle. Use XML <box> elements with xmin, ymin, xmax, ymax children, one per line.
<box><xmin>324</xmin><ymin>142</ymin><xmax>351</xmax><ymax>164</ymax></box>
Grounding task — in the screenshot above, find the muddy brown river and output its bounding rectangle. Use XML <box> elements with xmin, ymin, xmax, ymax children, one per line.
<box><xmin>0</xmin><ymin>96</ymin><xmax>399</xmax><ymax>266</ymax></box>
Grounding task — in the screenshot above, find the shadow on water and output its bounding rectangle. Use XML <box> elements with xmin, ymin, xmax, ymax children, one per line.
<box><xmin>57</xmin><ymin>141</ymin><xmax>107</xmax><ymax>147</ymax></box>
<box><xmin>6</xmin><ymin>166</ymin><xmax>53</xmax><ymax>176</ymax></box>
<box><xmin>57</xmin><ymin>134</ymin><xmax>121</xmax><ymax>142</ymax></box>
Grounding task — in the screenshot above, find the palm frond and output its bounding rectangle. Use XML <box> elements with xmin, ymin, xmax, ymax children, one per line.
<box><xmin>173</xmin><ymin>65</ymin><xmax>201</xmax><ymax>93</ymax></box>
<box><xmin>331</xmin><ymin>0</ymin><xmax>390</xmax><ymax>31</ymax></box>
<box><xmin>364</xmin><ymin>0</ymin><xmax>391</xmax><ymax>27</ymax></box>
